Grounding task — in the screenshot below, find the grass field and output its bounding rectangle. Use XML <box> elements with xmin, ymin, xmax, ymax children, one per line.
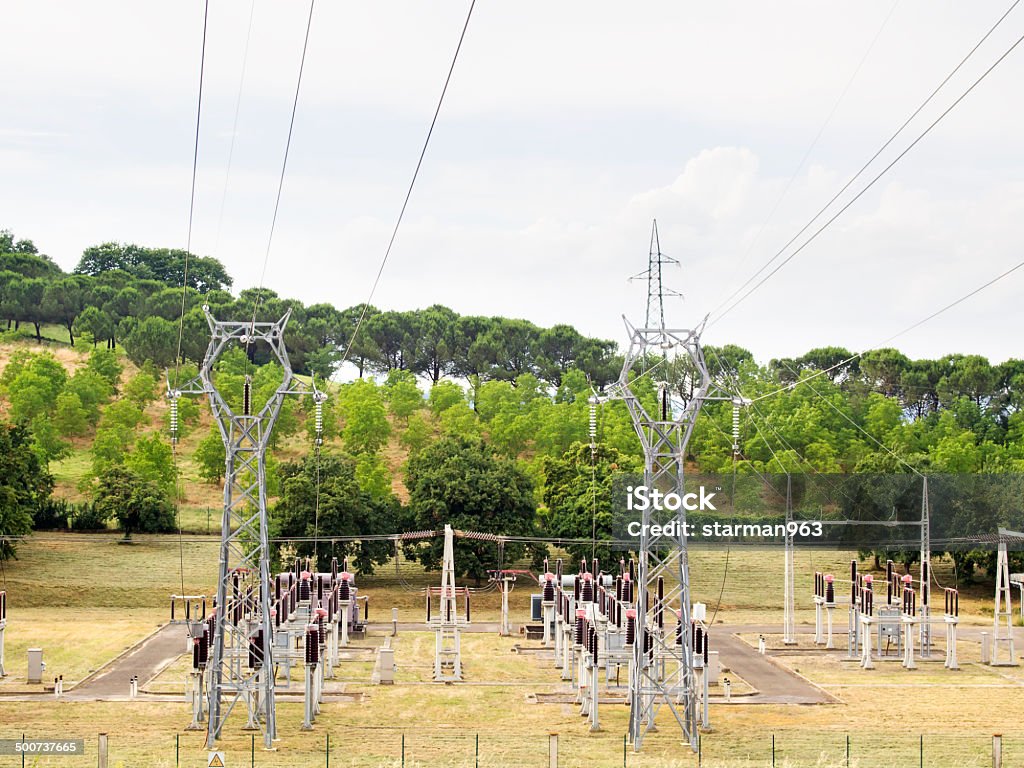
<box><xmin>1</xmin><ymin>535</ymin><xmax>1021</xmax><ymax>767</ymax></box>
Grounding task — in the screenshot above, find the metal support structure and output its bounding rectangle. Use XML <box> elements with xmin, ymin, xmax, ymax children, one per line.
<box><xmin>919</xmin><ymin>477</ymin><xmax>932</xmax><ymax>657</ymax></box>
<box><xmin>0</xmin><ymin>591</ymin><xmax>6</xmax><ymax>677</ymax></box>
<box><xmin>992</xmin><ymin>529</ymin><xmax>1019</xmax><ymax>667</ymax></box>
<box><xmin>431</xmin><ymin>525</ymin><xmax>464</xmax><ymax>682</ymax></box>
<box><xmin>170</xmin><ymin>307</ymin><xmax>322</xmax><ymax>749</ymax></box>
<box><xmin>782</xmin><ymin>476</ymin><xmax>796</xmax><ymax>645</ymax></box>
<box><xmin>605</xmin><ymin>316</ymin><xmax>717</xmax><ymax>752</ymax></box>
<box><xmin>629</xmin><ymin>219</ymin><xmax>681</xmax><ymax>331</ymax></box>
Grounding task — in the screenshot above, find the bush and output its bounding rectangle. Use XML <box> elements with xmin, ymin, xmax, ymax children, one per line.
<box><xmin>33</xmin><ymin>497</ymin><xmax>74</xmax><ymax>530</ymax></box>
<box><xmin>70</xmin><ymin>502</ymin><xmax>111</xmax><ymax>532</ymax></box>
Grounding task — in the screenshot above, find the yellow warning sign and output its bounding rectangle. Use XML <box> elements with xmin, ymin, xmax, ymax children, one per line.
<box><xmin>207</xmin><ymin>752</ymin><xmax>225</xmax><ymax>768</ymax></box>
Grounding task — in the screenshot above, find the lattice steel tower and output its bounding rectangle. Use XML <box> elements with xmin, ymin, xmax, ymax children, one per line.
<box><xmin>170</xmin><ymin>307</ymin><xmax>322</xmax><ymax>749</ymax></box>
<box><xmin>608</xmin><ymin>227</ymin><xmax>718</xmax><ymax>751</ymax></box>
<box><xmin>630</xmin><ymin>219</ymin><xmax>682</xmax><ymax>330</ymax></box>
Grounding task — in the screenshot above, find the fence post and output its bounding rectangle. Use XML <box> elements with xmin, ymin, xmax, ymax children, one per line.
<box><xmin>97</xmin><ymin>733</ymin><xmax>108</xmax><ymax>768</ymax></box>
<box><xmin>326</xmin><ymin>733</ymin><xmax>330</xmax><ymax>768</ymax></box>
<box><xmin>475</xmin><ymin>733</ymin><xmax>479</xmax><ymax>768</ymax></box>
<box><xmin>176</xmin><ymin>734</ymin><xmax>180</xmax><ymax>766</ymax></box>
<box><xmin>21</xmin><ymin>733</ymin><xmax>25</xmax><ymax>768</ymax></box>
<box><xmin>920</xmin><ymin>734</ymin><xmax>923</xmax><ymax>768</ymax></box>
<box><xmin>251</xmin><ymin>733</ymin><xmax>255</xmax><ymax>768</ymax></box>
<box><xmin>993</xmin><ymin>734</ymin><xmax>1002</xmax><ymax>768</ymax></box>
<box><xmin>623</xmin><ymin>733</ymin><xmax>627</xmax><ymax>767</ymax></box>
<box><xmin>401</xmin><ymin>733</ymin><xmax>405</xmax><ymax>768</ymax></box>
<box><xmin>846</xmin><ymin>733</ymin><xmax>850</xmax><ymax>768</ymax></box>
<box><xmin>772</xmin><ymin>733</ymin><xmax>776</xmax><ymax>767</ymax></box>
<box><xmin>698</xmin><ymin>733</ymin><xmax>702</xmax><ymax>767</ymax></box>
<box><xmin>548</xmin><ymin>733</ymin><xmax>558</xmax><ymax>768</ymax></box>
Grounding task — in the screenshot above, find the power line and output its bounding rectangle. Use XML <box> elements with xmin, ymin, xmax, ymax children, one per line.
<box><xmin>724</xmin><ymin>0</ymin><xmax>901</xmax><ymax>283</ymax></box>
<box><xmin>747</xmin><ymin>256</ymin><xmax>1024</xmax><ymax>404</ymax></box>
<box><xmin>777</xmin><ymin>360</ymin><xmax>924</xmax><ymax>477</ymax></box>
<box><xmin>248</xmin><ymin>0</ymin><xmax>316</xmax><ymax>333</ymax></box>
<box><xmin>213</xmin><ymin>0</ymin><xmax>257</xmax><ymax>255</ymax></box>
<box><xmin>709</xmin><ymin>0</ymin><xmax>1024</xmax><ymax>325</ymax></box>
<box><xmin>172</xmin><ymin>0</ymin><xmax>211</xmax><ymax>601</ymax></box>
<box><xmin>173</xmin><ymin>0</ymin><xmax>210</xmax><ymax>386</ymax></box>
<box><xmin>338</xmin><ymin>0</ymin><xmax>477</xmax><ymax>370</ymax></box>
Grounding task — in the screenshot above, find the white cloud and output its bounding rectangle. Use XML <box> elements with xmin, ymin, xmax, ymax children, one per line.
<box><xmin>2</xmin><ymin>2</ymin><xmax>1024</xmax><ymax>365</ymax></box>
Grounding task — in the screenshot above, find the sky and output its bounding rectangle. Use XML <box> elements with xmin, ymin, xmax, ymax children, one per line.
<box><xmin>3</xmin><ymin>1</ymin><xmax>1024</xmax><ymax>365</ymax></box>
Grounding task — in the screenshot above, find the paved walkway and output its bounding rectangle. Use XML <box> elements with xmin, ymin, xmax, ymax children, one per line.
<box><xmin>711</xmin><ymin>631</ymin><xmax>835</xmax><ymax>704</ymax></box>
<box><xmin>69</xmin><ymin>623</ymin><xmax>186</xmax><ymax>700</ymax></box>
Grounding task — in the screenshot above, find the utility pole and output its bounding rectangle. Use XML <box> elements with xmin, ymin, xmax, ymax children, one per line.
<box><xmin>170</xmin><ymin>306</ymin><xmax>323</xmax><ymax>749</ymax></box>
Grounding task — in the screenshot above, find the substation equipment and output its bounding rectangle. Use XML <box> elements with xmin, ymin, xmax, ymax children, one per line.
<box><xmin>812</xmin><ymin>558</ymin><xmax>960</xmax><ymax>671</ymax></box>
<box><xmin>171</xmin><ymin>557</ymin><xmax>365</xmax><ymax>735</ymax></box>
<box><xmin>536</xmin><ymin>556</ymin><xmax>713</xmax><ymax>739</ymax></box>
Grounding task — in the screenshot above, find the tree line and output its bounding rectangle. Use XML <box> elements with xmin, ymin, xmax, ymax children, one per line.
<box><xmin>2</xmin><ymin>228</ymin><xmax>1023</xmax><ymax>581</ymax></box>
<box><xmin>0</xmin><ymin>229</ymin><xmax>620</xmax><ymax>388</ymax></box>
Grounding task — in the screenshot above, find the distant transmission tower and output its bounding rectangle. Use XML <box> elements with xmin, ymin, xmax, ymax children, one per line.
<box><xmin>607</xmin><ymin>224</ymin><xmax>726</xmax><ymax>752</ymax></box>
<box><xmin>630</xmin><ymin>219</ymin><xmax>682</xmax><ymax>330</ymax></box>
<box><xmin>170</xmin><ymin>307</ymin><xmax>323</xmax><ymax>749</ymax></box>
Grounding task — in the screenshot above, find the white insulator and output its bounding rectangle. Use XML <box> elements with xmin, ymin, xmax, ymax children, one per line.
<box><xmin>314</xmin><ymin>398</ymin><xmax>324</xmax><ymax>446</ymax></box>
<box><xmin>169</xmin><ymin>397</ymin><xmax>179</xmax><ymax>445</ymax></box>
<box><xmin>732</xmin><ymin>400</ymin><xmax>741</xmax><ymax>455</ymax></box>
<box><xmin>588</xmin><ymin>401</ymin><xmax>597</xmax><ymax>441</ymax></box>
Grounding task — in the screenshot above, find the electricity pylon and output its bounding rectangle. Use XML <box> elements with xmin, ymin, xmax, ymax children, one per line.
<box><xmin>630</xmin><ymin>219</ymin><xmax>682</xmax><ymax>330</ymax></box>
<box><xmin>170</xmin><ymin>306</ymin><xmax>323</xmax><ymax>749</ymax></box>
<box><xmin>606</xmin><ymin>224</ymin><xmax>729</xmax><ymax>751</ymax></box>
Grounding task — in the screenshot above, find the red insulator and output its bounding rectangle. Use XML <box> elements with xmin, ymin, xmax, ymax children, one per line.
<box><xmin>248</xmin><ymin>629</ymin><xmax>264</xmax><ymax>669</ymax></box>
<box><xmin>305</xmin><ymin>626</ymin><xmax>319</xmax><ymax>665</ymax></box>
<box><xmin>656</xmin><ymin>577</ymin><xmax>664</xmax><ymax>629</ymax></box>
<box><xmin>581</xmin><ymin>573</ymin><xmax>594</xmax><ymax>603</ymax></box>
<box><xmin>542</xmin><ymin>574</ymin><xmax>555</xmax><ymax>602</ymax></box>
<box><xmin>197</xmin><ymin>628</ymin><xmax>209</xmax><ymax>667</ymax></box>
<box><xmin>625</xmin><ymin>609</ymin><xmax>637</xmax><ymax>646</ymax></box>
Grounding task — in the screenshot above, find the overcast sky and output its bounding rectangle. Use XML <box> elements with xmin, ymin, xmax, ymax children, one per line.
<box><xmin>3</xmin><ymin>1</ymin><xmax>1023</xmax><ymax>365</ymax></box>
